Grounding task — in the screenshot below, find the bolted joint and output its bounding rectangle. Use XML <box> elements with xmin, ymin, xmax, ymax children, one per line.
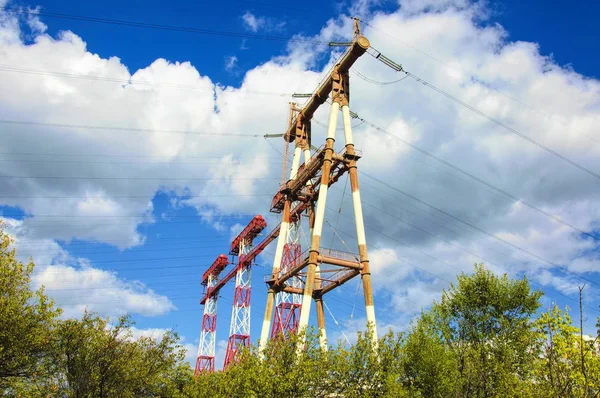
<box><xmin>332</xmin><ymin>66</ymin><xmax>350</xmax><ymax>106</ymax></box>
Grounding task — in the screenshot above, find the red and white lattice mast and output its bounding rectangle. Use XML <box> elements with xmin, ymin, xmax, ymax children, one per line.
<box><xmin>270</xmin><ymin>224</ymin><xmax>303</xmax><ymax>338</ymax></box>
<box><xmin>223</xmin><ymin>215</ymin><xmax>267</xmax><ymax>368</ymax></box>
<box><xmin>195</xmin><ymin>254</ymin><xmax>229</xmax><ymax>375</ymax></box>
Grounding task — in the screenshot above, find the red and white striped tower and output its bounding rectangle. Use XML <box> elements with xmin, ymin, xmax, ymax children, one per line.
<box><xmin>224</xmin><ymin>215</ymin><xmax>267</xmax><ymax>368</ymax></box>
<box><xmin>270</xmin><ymin>228</ymin><xmax>303</xmax><ymax>338</ymax></box>
<box><xmin>195</xmin><ymin>254</ymin><xmax>229</xmax><ymax>375</ymax></box>
<box><xmin>259</xmin><ymin>105</ymin><xmax>312</xmax><ymax>352</ymax></box>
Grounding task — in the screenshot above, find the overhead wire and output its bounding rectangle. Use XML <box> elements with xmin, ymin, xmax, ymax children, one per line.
<box><xmin>0</xmin><ymin>175</ymin><xmax>280</xmax><ymax>181</ymax></box>
<box><xmin>0</xmin><ymin>159</ymin><xmax>282</xmax><ymax>166</ymax></box>
<box><xmin>405</xmin><ymin>69</ymin><xmax>600</xmax><ymax>181</ymax></box>
<box><xmin>357</xmin><ymin>18</ymin><xmax>600</xmax><ymax>145</ymax></box>
<box><xmin>331</xmin><ymin>209</ymin><xmax>600</xmax><ymax>314</ymax></box>
<box><xmin>0</xmin><ymin>119</ymin><xmax>265</xmax><ymax>137</ymax></box>
<box><xmin>0</xmin><ymin>65</ymin><xmax>294</xmax><ymax>97</ymax></box>
<box><xmin>345</xmin><ymin>187</ymin><xmax>600</xmax><ymax>289</ymax></box>
<box><xmin>358</xmin><ymin>173</ymin><xmax>596</xmax><ymax>279</ymax></box>
<box><xmin>365</xmin><ymin>46</ymin><xmax>600</xmax><ymax>183</ymax></box>
<box><xmin>2</xmin><ymin>7</ymin><xmax>329</xmax><ymax>45</ymax></box>
<box><xmin>349</xmin><ymin>110</ymin><xmax>599</xmax><ymax>242</ymax></box>
<box><xmin>0</xmin><ymin>193</ymin><xmax>273</xmax><ymax>200</ymax></box>
<box><xmin>350</xmin><ymin>68</ymin><xmax>409</xmax><ymax>85</ymax></box>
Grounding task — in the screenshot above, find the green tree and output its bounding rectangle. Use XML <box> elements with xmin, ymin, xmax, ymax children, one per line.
<box><xmin>40</xmin><ymin>312</ymin><xmax>191</xmax><ymax>397</ymax></box>
<box><xmin>0</xmin><ymin>223</ymin><xmax>62</xmax><ymax>391</ymax></box>
<box><xmin>533</xmin><ymin>305</ymin><xmax>600</xmax><ymax>397</ymax></box>
<box><xmin>402</xmin><ymin>264</ymin><xmax>543</xmax><ymax>397</ymax></box>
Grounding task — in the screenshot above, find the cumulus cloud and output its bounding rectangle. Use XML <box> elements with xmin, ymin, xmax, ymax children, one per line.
<box><xmin>3</xmin><ymin>218</ymin><xmax>175</xmax><ymax>318</ymax></box>
<box><xmin>32</xmin><ymin>264</ymin><xmax>175</xmax><ymax>318</ymax></box>
<box><xmin>1</xmin><ymin>0</ymin><xmax>599</xmax><ymax>332</ymax></box>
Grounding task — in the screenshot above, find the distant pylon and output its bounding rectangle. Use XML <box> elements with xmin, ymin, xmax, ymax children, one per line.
<box><xmin>270</xmin><ymin>242</ymin><xmax>302</xmax><ymax>338</ymax></box>
<box><xmin>195</xmin><ymin>254</ymin><xmax>228</xmax><ymax>375</ymax></box>
<box><xmin>224</xmin><ymin>215</ymin><xmax>267</xmax><ymax>368</ymax></box>
<box><xmin>223</xmin><ymin>257</ymin><xmax>252</xmax><ymax>368</ymax></box>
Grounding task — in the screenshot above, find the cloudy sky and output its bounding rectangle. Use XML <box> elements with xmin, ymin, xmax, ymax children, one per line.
<box><xmin>1</xmin><ymin>0</ymin><xmax>599</xmax><ymax>368</ymax></box>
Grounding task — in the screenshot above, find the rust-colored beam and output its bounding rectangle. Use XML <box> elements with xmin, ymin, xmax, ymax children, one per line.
<box><xmin>284</xmin><ymin>37</ymin><xmax>370</xmax><ymax>143</ymax></box>
<box><xmin>268</xmin><ymin>253</ymin><xmax>361</xmax><ymax>288</ymax></box>
<box><xmin>320</xmin><ymin>269</ymin><xmax>360</xmax><ymax>296</ymax></box>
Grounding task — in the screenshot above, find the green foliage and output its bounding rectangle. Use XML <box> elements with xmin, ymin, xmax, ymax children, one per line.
<box><xmin>532</xmin><ymin>305</ymin><xmax>600</xmax><ymax>397</ymax></box>
<box><xmin>2</xmin><ymin>222</ymin><xmax>600</xmax><ymax>398</ymax></box>
<box><xmin>401</xmin><ymin>264</ymin><xmax>543</xmax><ymax>397</ymax></box>
<box><xmin>0</xmin><ymin>223</ymin><xmax>62</xmax><ymax>390</ymax></box>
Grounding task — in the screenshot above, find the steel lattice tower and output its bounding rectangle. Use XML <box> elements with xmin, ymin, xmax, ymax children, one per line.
<box><xmin>259</xmin><ymin>20</ymin><xmax>378</xmax><ymax>353</ymax></box>
<box><xmin>270</xmin><ymin>240</ymin><xmax>302</xmax><ymax>338</ymax></box>
<box><xmin>223</xmin><ymin>215</ymin><xmax>267</xmax><ymax>368</ymax></box>
<box><xmin>195</xmin><ymin>254</ymin><xmax>228</xmax><ymax>375</ymax></box>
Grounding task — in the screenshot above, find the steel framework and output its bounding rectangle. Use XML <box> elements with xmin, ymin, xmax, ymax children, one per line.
<box><xmin>194</xmin><ymin>20</ymin><xmax>378</xmax><ymax>372</ymax></box>
<box><xmin>259</xmin><ymin>20</ymin><xmax>378</xmax><ymax>353</ymax></box>
<box><xmin>270</xmin><ymin>242</ymin><xmax>302</xmax><ymax>338</ymax></box>
<box><xmin>194</xmin><ymin>254</ymin><xmax>229</xmax><ymax>375</ymax></box>
<box><xmin>223</xmin><ymin>215</ymin><xmax>267</xmax><ymax>368</ymax></box>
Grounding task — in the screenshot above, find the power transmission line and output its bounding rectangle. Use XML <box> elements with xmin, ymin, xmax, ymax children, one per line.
<box><xmin>358</xmin><ymin>18</ymin><xmax>600</xmax><ymax>145</ymax></box>
<box><xmin>2</xmin><ymin>7</ymin><xmax>329</xmax><ymax>45</ymax></box>
<box><xmin>0</xmin><ymin>194</ymin><xmax>273</xmax><ymax>199</ymax></box>
<box><xmin>351</xmin><ymin>112</ymin><xmax>599</xmax><ymax>242</ymax></box>
<box><xmin>0</xmin><ymin>64</ymin><xmax>295</xmax><ymax>97</ymax></box>
<box><xmin>0</xmin><ymin>159</ymin><xmax>281</xmax><ymax>166</ymax></box>
<box><xmin>403</xmin><ymin>69</ymin><xmax>600</xmax><ymax>181</ymax></box>
<box><xmin>0</xmin><ymin>120</ymin><xmax>264</xmax><ymax>137</ymax></box>
<box><xmin>0</xmin><ymin>175</ymin><xmax>279</xmax><ymax>181</ymax></box>
<box><xmin>0</xmin><ymin>152</ymin><xmax>278</xmax><ymax>159</ymax></box>
<box><xmin>330</xmin><ymin>203</ymin><xmax>600</xmax><ymax>314</ymax></box>
<box><xmin>342</xmin><ymin>186</ymin><xmax>600</xmax><ymax>289</ymax></box>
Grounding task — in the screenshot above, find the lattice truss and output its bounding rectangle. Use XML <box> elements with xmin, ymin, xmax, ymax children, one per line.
<box><xmin>195</xmin><ymin>274</ymin><xmax>218</xmax><ymax>373</ymax></box>
<box><xmin>271</xmin><ymin>221</ymin><xmax>303</xmax><ymax>338</ymax></box>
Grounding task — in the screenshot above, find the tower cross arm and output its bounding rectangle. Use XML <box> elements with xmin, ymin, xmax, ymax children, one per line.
<box><xmin>284</xmin><ymin>36</ymin><xmax>370</xmax><ymax>143</ymax></box>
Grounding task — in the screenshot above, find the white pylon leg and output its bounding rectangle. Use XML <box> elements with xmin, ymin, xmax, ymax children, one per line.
<box><xmin>297</xmin><ymin>101</ymin><xmax>340</xmax><ymax>341</ymax></box>
<box><xmin>259</xmin><ymin>145</ymin><xmax>304</xmax><ymax>352</ymax></box>
<box><xmin>341</xmin><ymin>104</ymin><xmax>378</xmax><ymax>345</ymax></box>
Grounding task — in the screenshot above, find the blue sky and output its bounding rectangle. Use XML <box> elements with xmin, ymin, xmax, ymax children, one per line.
<box><xmin>1</xmin><ymin>0</ymin><xmax>600</xmax><ymax>368</ymax></box>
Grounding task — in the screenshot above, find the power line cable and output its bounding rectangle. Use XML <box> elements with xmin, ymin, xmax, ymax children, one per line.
<box><xmin>351</xmin><ymin>111</ymin><xmax>599</xmax><ymax>242</ymax></box>
<box><xmin>0</xmin><ymin>194</ymin><xmax>273</xmax><ymax>200</ymax></box>
<box><xmin>0</xmin><ymin>64</ymin><xmax>295</xmax><ymax>97</ymax></box>
<box><xmin>3</xmin><ymin>7</ymin><xmax>329</xmax><ymax>45</ymax></box>
<box><xmin>359</xmin><ymin>172</ymin><xmax>597</xmax><ymax>275</ymax></box>
<box><xmin>344</xmin><ymin>188</ymin><xmax>600</xmax><ymax>289</ymax></box>
<box><xmin>0</xmin><ymin>159</ymin><xmax>281</xmax><ymax>165</ymax></box>
<box><xmin>358</xmin><ymin>19</ymin><xmax>600</xmax><ymax>144</ymax></box>
<box><xmin>0</xmin><ymin>119</ymin><xmax>265</xmax><ymax>137</ymax></box>
<box><xmin>0</xmin><ymin>152</ymin><xmax>278</xmax><ymax>159</ymax></box>
<box><xmin>350</xmin><ymin>67</ymin><xmax>409</xmax><ymax>85</ymax></box>
<box><xmin>365</xmin><ymin>46</ymin><xmax>600</xmax><ymax>182</ymax></box>
<box><xmin>403</xmin><ymin>68</ymin><xmax>600</xmax><ymax>181</ymax></box>
<box><xmin>333</xmin><ymin>216</ymin><xmax>600</xmax><ymax>315</ymax></box>
<box><xmin>0</xmin><ymin>175</ymin><xmax>279</xmax><ymax>181</ymax></box>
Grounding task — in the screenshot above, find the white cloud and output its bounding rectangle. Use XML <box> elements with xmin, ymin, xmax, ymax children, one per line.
<box><xmin>224</xmin><ymin>55</ymin><xmax>238</xmax><ymax>72</ymax></box>
<box><xmin>0</xmin><ymin>0</ymin><xmax>599</xmax><ymax>335</ymax></box>
<box><xmin>32</xmin><ymin>264</ymin><xmax>175</xmax><ymax>318</ymax></box>
<box><xmin>3</xmin><ymin>218</ymin><xmax>174</xmax><ymax>318</ymax></box>
<box><xmin>241</xmin><ymin>11</ymin><xmax>285</xmax><ymax>33</ymax></box>
<box><xmin>241</xmin><ymin>12</ymin><xmax>264</xmax><ymax>33</ymax></box>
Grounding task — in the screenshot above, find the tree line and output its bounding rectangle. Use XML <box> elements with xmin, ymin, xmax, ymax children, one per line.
<box><xmin>1</xmin><ymin>224</ymin><xmax>599</xmax><ymax>397</ymax></box>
